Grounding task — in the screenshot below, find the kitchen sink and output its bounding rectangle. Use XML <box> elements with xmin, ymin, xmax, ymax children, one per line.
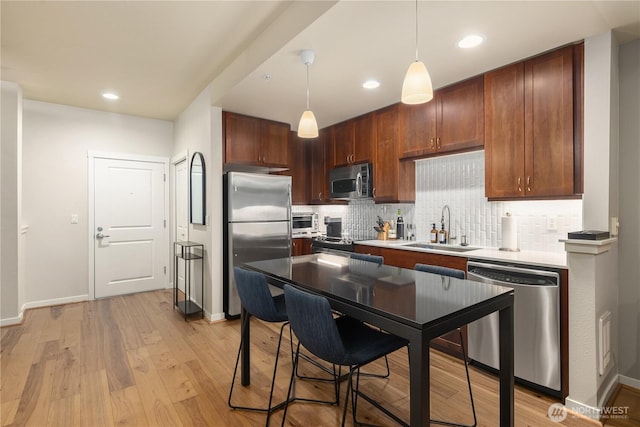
<box><xmin>404</xmin><ymin>243</ymin><xmax>479</xmax><ymax>253</ymax></box>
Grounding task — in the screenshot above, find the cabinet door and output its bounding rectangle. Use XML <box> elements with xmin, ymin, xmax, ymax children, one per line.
<box><xmin>292</xmin><ymin>238</ymin><xmax>313</xmax><ymax>256</ymax></box>
<box><xmin>484</xmin><ymin>63</ymin><xmax>526</xmax><ymax>198</ymax></box>
<box><xmin>373</xmin><ymin>106</ymin><xmax>400</xmax><ymax>202</ymax></box>
<box><xmin>352</xmin><ymin>113</ymin><xmax>374</xmax><ymax>164</ymax></box>
<box><xmin>437</xmin><ymin>75</ymin><xmax>484</xmax><ymax>153</ymax></box>
<box><xmin>286</xmin><ymin>131</ymin><xmax>309</xmax><ymax>204</ymax></box>
<box><xmin>331</xmin><ymin>121</ymin><xmax>354</xmax><ymax>167</ymax></box>
<box><xmin>260</xmin><ymin>120</ymin><xmax>290</xmax><ymax>167</ymax></box>
<box><xmin>224</xmin><ymin>112</ymin><xmax>259</xmax><ymax>165</ymax></box>
<box><xmin>309</xmin><ymin>129</ymin><xmax>329</xmax><ymax>203</ymax></box>
<box><xmin>524</xmin><ymin>46</ymin><xmax>574</xmax><ymax>197</ymax></box>
<box><xmin>398</xmin><ymin>101</ymin><xmax>437</xmax><ymax>158</ymax></box>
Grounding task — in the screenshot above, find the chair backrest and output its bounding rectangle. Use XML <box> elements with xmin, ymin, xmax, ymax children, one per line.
<box><xmin>350</xmin><ymin>253</ymin><xmax>384</xmax><ymax>265</ymax></box>
<box><xmin>233</xmin><ymin>267</ymin><xmax>285</xmax><ymax>322</ymax></box>
<box><xmin>283</xmin><ymin>284</ymin><xmax>346</xmax><ymax>365</ymax></box>
<box><xmin>414</xmin><ymin>263</ymin><xmax>465</xmax><ymax>279</ymax></box>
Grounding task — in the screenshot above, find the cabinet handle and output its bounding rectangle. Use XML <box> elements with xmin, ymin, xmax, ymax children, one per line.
<box><xmin>350</xmin><ymin>154</ymin><xmax>354</xmax><ymax>163</ymax></box>
<box><xmin>319</xmin><ymin>192</ymin><xmax>322</xmax><ymax>200</ymax></box>
<box><xmin>436</xmin><ymin>137</ymin><xmax>441</xmax><ymax>149</ymax></box>
<box><xmin>527</xmin><ymin>176</ymin><xmax>532</xmax><ymax>192</ymax></box>
<box><xmin>372</xmin><ymin>188</ymin><xmax>376</xmax><ymax>198</ymax></box>
<box><xmin>517</xmin><ymin>177</ymin><xmax>522</xmax><ymax>192</ymax></box>
<box><xmin>430</xmin><ymin>138</ymin><xmax>435</xmax><ymax>150</ymax></box>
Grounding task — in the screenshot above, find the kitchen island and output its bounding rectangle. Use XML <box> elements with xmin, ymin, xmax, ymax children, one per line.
<box><xmin>242</xmin><ymin>253</ymin><xmax>515</xmax><ymax>427</ymax></box>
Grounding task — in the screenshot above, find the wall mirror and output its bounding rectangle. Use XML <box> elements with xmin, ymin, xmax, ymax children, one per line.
<box><xmin>190</xmin><ymin>152</ymin><xmax>206</xmax><ymax>225</ymax></box>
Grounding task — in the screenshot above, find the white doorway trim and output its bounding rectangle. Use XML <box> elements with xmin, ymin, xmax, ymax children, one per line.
<box><xmin>171</xmin><ymin>150</ymin><xmax>189</xmax><ymax>290</ymax></box>
<box><xmin>87</xmin><ymin>151</ymin><xmax>170</xmax><ymax>300</ymax></box>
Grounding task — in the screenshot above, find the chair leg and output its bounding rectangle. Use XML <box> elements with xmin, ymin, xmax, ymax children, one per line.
<box><xmin>429</xmin><ymin>328</ymin><xmax>477</xmax><ymax>427</ymax></box>
<box><xmin>228</xmin><ymin>319</ymin><xmax>290</xmax><ymax>426</ymax></box>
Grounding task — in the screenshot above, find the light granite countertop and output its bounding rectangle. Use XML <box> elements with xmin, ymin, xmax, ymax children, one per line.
<box><xmin>355</xmin><ymin>239</ymin><xmax>567</xmax><ymax>269</ymax></box>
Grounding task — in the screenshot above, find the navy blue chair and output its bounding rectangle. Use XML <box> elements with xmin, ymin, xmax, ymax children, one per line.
<box><xmin>282</xmin><ymin>284</ymin><xmax>408</xmax><ymax>427</ymax></box>
<box><xmin>349</xmin><ymin>252</ymin><xmax>384</xmax><ymax>265</ymax></box>
<box><xmin>229</xmin><ymin>268</ymin><xmax>338</xmax><ymax>426</ymax></box>
<box><xmin>414</xmin><ymin>263</ymin><xmax>477</xmax><ymax>427</ymax></box>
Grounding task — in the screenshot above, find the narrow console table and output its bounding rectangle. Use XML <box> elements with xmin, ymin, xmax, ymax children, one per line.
<box><xmin>173</xmin><ymin>241</ymin><xmax>204</xmax><ymax>320</ymax></box>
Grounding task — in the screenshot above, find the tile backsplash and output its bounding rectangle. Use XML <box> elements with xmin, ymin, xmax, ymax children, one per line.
<box><xmin>295</xmin><ymin>150</ymin><xmax>582</xmax><ymax>253</ymax></box>
<box><xmin>414</xmin><ymin>150</ymin><xmax>582</xmax><ymax>253</ymax></box>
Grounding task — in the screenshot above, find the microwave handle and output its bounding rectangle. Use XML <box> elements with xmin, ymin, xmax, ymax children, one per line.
<box><xmin>356</xmin><ymin>172</ymin><xmax>362</xmax><ymax>196</ymax></box>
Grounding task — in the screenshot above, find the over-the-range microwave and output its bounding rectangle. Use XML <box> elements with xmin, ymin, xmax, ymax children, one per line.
<box><xmin>329</xmin><ymin>163</ymin><xmax>373</xmax><ymax>200</ymax></box>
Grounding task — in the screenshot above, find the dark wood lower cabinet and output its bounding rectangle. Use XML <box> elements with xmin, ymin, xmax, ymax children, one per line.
<box><xmin>292</xmin><ymin>238</ymin><xmax>313</xmax><ymax>256</ymax></box>
<box><xmin>354</xmin><ymin>244</ymin><xmax>468</xmax><ymax>359</ymax></box>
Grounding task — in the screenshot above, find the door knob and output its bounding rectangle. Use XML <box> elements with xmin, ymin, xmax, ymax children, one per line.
<box><xmin>96</xmin><ymin>232</ymin><xmax>110</xmax><ymax>239</ymax></box>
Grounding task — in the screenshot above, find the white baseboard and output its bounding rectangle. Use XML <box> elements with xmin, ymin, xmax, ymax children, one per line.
<box><xmin>619</xmin><ymin>374</ymin><xmax>640</xmax><ymax>389</ymax></box>
<box><xmin>206</xmin><ymin>311</ymin><xmax>226</xmax><ymax>322</ymax></box>
<box><xmin>564</xmin><ymin>397</ymin><xmax>602</xmax><ymax>420</ymax></box>
<box><xmin>0</xmin><ymin>312</ymin><xmax>24</xmax><ymax>327</ymax></box>
<box><xmin>23</xmin><ymin>294</ymin><xmax>89</xmax><ymax>311</ymax></box>
<box><xmin>1</xmin><ymin>294</ymin><xmax>89</xmax><ymax>327</ymax></box>
<box><xmin>565</xmin><ymin>373</ymin><xmax>640</xmax><ymax>420</ymax></box>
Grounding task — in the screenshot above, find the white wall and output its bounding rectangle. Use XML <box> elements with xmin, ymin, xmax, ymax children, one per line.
<box><xmin>173</xmin><ymin>87</ymin><xmax>224</xmax><ymax>320</ymax></box>
<box><xmin>1</xmin><ymin>82</ymin><xmax>24</xmax><ymax>325</ymax></box>
<box><xmin>21</xmin><ymin>101</ymin><xmax>173</xmax><ymax>309</ymax></box>
<box><xmin>618</xmin><ymin>39</ymin><xmax>640</xmax><ymax>383</ymax></box>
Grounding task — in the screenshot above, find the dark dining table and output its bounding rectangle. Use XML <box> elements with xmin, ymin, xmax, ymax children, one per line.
<box><xmin>242</xmin><ymin>253</ymin><xmax>515</xmax><ymax>427</ymax></box>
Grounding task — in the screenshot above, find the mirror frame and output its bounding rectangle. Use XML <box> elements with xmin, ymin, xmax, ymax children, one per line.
<box><xmin>190</xmin><ymin>152</ymin><xmax>206</xmax><ymax>225</ymax></box>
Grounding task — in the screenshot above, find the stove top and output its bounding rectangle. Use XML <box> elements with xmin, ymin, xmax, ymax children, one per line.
<box><xmin>311</xmin><ymin>236</ymin><xmax>355</xmax><ymax>252</ymax></box>
<box><xmin>313</xmin><ymin>235</ymin><xmax>354</xmax><ymax>245</ymax></box>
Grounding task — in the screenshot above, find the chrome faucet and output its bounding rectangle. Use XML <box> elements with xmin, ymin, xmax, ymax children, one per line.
<box><xmin>441</xmin><ymin>205</ymin><xmax>456</xmax><ymax>244</ymax></box>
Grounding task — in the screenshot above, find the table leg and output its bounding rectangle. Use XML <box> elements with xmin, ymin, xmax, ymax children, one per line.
<box><xmin>240</xmin><ymin>306</ymin><xmax>250</xmax><ymax>386</ymax></box>
<box><xmin>499</xmin><ymin>300</ymin><xmax>515</xmax><ymax>427</ymax></box>
<box><xmin>409</xmin><ymin>332</ymin><xmax>429</xmax><ymax>427</ymax></box>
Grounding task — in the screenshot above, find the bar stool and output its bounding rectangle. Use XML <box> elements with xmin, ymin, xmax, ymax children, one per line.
<box><xmin>282</xmin><ymin>284</ymin><xmax>409</xmax><ymax>427</ymax></box>
<box><xmin>229</xmin><ymin>267</ymin><xmax>338</xmax><ymax>427</ymax></box>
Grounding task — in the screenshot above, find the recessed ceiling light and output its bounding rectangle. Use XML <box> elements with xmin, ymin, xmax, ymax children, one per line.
<box><xmin>102</xmin><ymin>92</ymin><xmax>119</xmax><ymax>100</ymax></box>
<box><xmin>458</xmin><ymin>34</ymin><xmax>484</xmax><ymax>49</ymax></box>
<box><xmin>363</xmin><ymin>80</ymin><xmax>380</xmax><ymax>89</ymax></box>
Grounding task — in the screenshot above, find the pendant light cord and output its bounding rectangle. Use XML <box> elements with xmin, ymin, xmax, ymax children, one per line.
<box><xmin>305</xmin><ymin>63</ymin><xmax>311</xmax><ymax>110</ymax></box>
<box><xmin>414</xmin><ymin>0</ymin><xmax>419</xmax><ymax>61</ymax></box>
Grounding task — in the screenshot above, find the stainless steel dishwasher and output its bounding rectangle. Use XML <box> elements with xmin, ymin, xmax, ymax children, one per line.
<box><xmin>466</xmin><ymin>259</ymin><xmax>561</xmax><ymax>396</ymax></box>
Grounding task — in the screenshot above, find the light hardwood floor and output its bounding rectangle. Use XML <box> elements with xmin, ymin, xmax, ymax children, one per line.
<box><xmin>1</xmin><ymin>289</ymin><xmax>600</xmax><ymax>427</ymax></box>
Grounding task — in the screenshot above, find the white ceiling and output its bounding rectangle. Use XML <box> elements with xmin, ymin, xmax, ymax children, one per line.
<box><xmin>2</xmin><ymin>1</ymin><xmax>639</xmax><ymax>129</ymax></box>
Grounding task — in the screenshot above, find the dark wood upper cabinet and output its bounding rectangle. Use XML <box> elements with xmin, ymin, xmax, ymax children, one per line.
<box><xmin>399</xmin><ymin>76</ymin><xmax>484</xmax><ymax>159</ymax></box>
<box><xmin>224</xmin><ymin>112</ymin><xmax>290</xmax><ymax>168</ymax></box>
<box><xmin>485</xmin><ymin>45</ymin><xmax>578</xmax><ymax>199</ymax></box>
<box><xmin>309</xmin><ymin>128</ymin><xmax>330</xmax><ymax>204</ymax></box>
<box><xmin>330</xmin><ymin>113</ymin><xmax>374</xmax><ymax>167</ymax></box>
<box><xmin>278</xmin><ymin>131</ymin><xmax>309</xmax><ymax>205</ymax></box>
<box><xmin>373</xmin><ymin>106</ymin><xmax>415</xmax><ymax>203</ymax></box>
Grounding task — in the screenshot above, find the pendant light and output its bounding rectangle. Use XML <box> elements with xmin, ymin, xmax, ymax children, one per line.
<box><xmin>401</xmin><ymin>0</ymin><xmax>433</xmax><ymax>104</ymax></box>
<box><xmin>297</xmin><ymin>49</ymin><xmax>319</xmax><ymax>138</ymax></box>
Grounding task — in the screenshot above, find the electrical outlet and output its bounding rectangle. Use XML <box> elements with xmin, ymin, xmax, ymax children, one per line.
<box><xmin>71</xmin><ymin>214</ymin><xmax>79</xmax><ymax>224</ymax></box>
<box><xmin>546</xmin><ymin>216</ymin><xmax>558</xmax><ymax>231</ymax></box>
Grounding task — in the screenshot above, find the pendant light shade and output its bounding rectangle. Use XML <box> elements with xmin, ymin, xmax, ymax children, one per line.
<box><xmin>298</xmin><ymin>110</ymin><xmax>318</xmax><ymax>138</ymax></box>
<box><xmin>401</xmin><ymin>0</ymin><xmax>433</xmax><ymax>105</ymax></box>
<box><xmin>297</xmin><ymin>49</ymin><xmax>318</xmax><ymax>139</ymax></box>
<box><xmin>401</xmin><ymin>60</ymin><xmax>433</xmax><ymax>104</ymax></box>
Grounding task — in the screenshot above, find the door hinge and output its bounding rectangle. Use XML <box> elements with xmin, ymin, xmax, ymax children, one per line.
<box><xmin>163</xmin><ymin>173</ymin><xmax>166</xmax><ymax>182</ymax></box>
<box><xmin>164</xmin><ymin>266</ymin><xmax>167</xmax><ymax>275</ymax></box>
<box><xmin>164</xmin><ymin>219</ymin><xmax>166</xmax><ymax>228</ymax></box>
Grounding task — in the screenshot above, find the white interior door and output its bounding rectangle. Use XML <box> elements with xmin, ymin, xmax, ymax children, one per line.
<box><xmin>174</xmin><ymin>157</ymin><xmax>189</xmax><ymax>292</ymax></box>
<box><xmin>93</xmin><ymin>157</ymin><xmax>167</xmax><ymax>298</ymax></box>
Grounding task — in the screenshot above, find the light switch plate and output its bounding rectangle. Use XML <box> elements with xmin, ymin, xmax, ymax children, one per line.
<box><xmin>610</xmin><ymin>217</ymin><xmax>619</xmax><ymax>236</ymax></box>
<box><xmin>71</xmin><ymin>214</ymin><xmax>79</xmax><ymax>224</ymax></box>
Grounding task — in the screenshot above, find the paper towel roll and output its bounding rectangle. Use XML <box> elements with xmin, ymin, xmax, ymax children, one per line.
<box><xmin>500</xmin><ymin>213</ymin><xmax>520</xmax><ymax>252</ymax></box>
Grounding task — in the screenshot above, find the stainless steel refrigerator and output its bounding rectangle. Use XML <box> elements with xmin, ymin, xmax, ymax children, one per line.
<box><xmin>223</xmin><ymin>172</ymin><xmax>292</xmax><ymax>319</ymax></box>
